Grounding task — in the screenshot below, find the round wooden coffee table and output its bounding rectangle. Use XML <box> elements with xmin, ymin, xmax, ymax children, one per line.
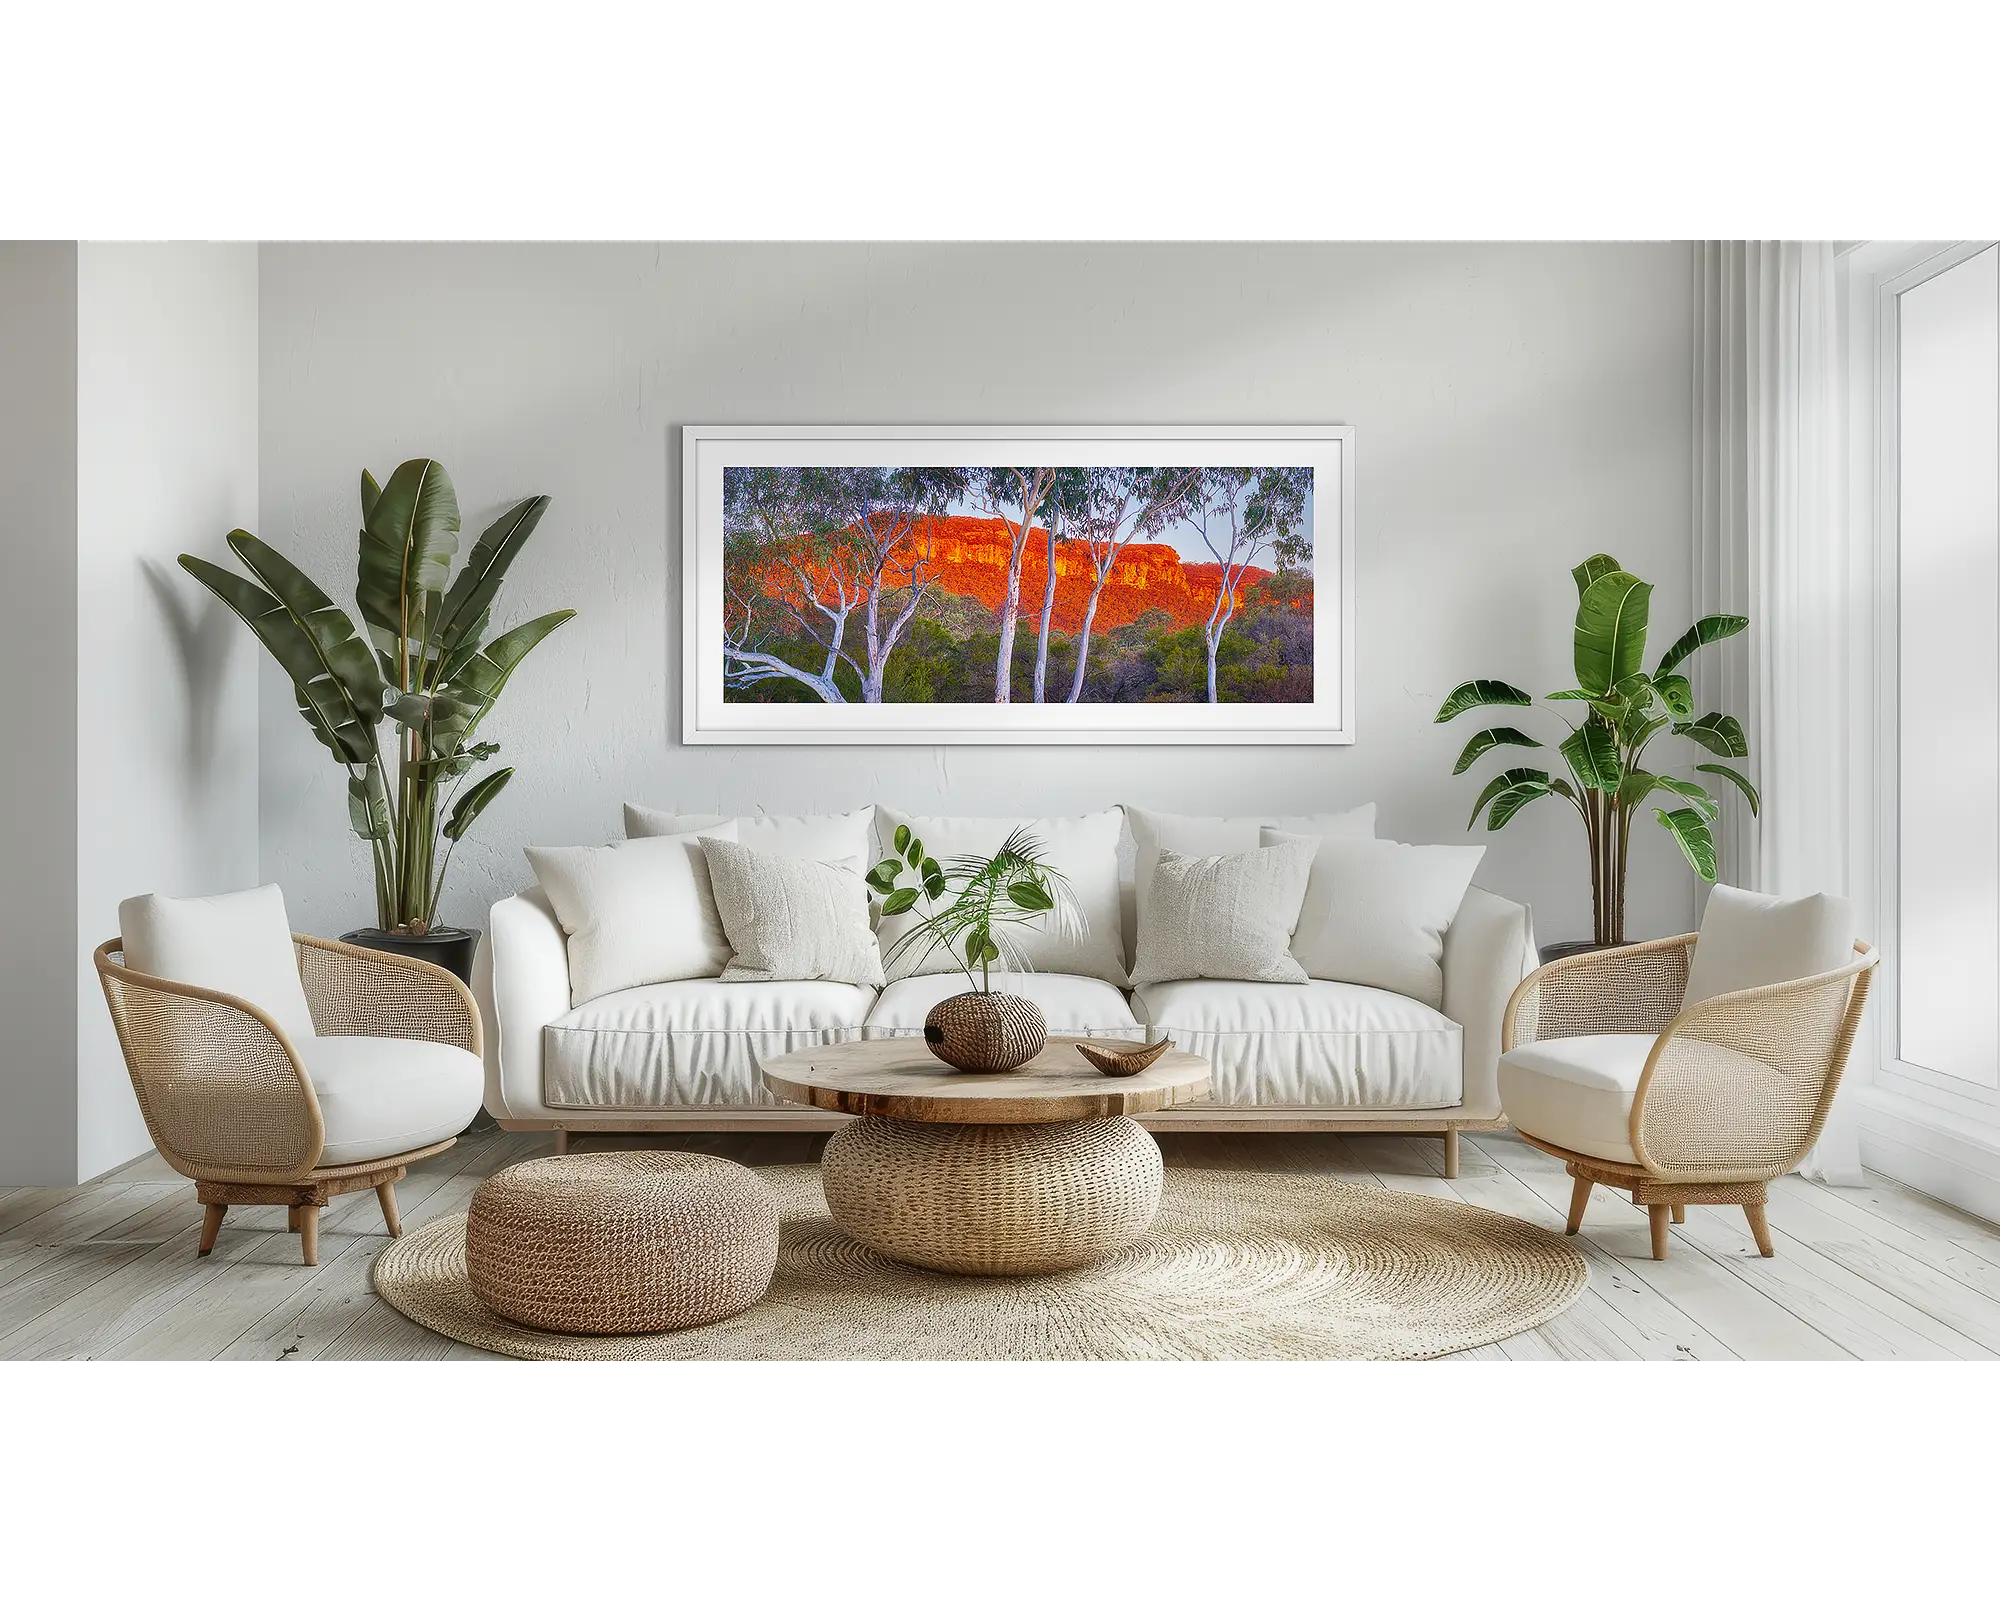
<box><xmin>763</xmin><ymin>1035</ymin><xmax>1210</xmax><ymax>1275</ymax></box>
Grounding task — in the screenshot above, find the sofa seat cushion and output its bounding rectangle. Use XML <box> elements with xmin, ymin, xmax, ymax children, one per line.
<box><xmin>1497</xmin><ymin>1034</ymin><xmax>1657</xmax><ymax>1163</ymax></box>
<box><xmin>865</xmin><ymin>973</ymin><xmax>1145</xmax><ymax>1041</ymax></box>
<box><xmin>542</xmin><ymin>979</ymin><xmax>876</xmax><ymax>1109</ymax></box>
<box><xmin>1131</xmin><ymin>979</ymin><xmax>1461</xmax><ymax>1109</ymax></box>
<box><xmin>295</xmin><ymin>1035</ymin><xmax>484</xmax><ymax>1167</ymax></box>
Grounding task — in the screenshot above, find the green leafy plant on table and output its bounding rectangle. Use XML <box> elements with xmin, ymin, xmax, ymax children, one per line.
<box><xmin>1436</xmin><ymin>553</ymin><xmax>1758</xmax><ymax>948</ymax></box>
<box><xmin>866</xmin><ymin>824</ymin><xmax>1081</xmax><ymax>990</ymax></box>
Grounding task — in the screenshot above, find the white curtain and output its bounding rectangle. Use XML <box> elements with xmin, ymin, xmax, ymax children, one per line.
<box><xmin>1693</xmin><ymin>240</ymin><xmax>1867</xmax><ymax>1184</ymax></box>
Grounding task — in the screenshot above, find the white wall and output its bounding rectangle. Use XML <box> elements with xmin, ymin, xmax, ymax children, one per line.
<box><xmin>257</xmin><ymin>243</ymin><xmax>1698</xmax><ymax>947</ymax></box>
<box><xmin>0</xmin><ymin>243</ymin><xmax>82</xmax><ymax>1186</ymax></box>
<box><xmin>74</xmin><ymin>243</ymin><xmax>261</xmax><ymax>1179</ymax></box>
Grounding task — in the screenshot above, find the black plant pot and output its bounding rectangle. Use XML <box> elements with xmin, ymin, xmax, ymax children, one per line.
<box><xmin>341</xmin><ymin>925</ymin><xmax>481</xmax><ymax>984</ymax></box>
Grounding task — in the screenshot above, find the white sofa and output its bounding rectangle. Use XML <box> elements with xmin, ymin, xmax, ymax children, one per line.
<box><xmin>476</xmin><ymin>806</ymin><xmax>1536</xmax><ymax>1168</ymax></box>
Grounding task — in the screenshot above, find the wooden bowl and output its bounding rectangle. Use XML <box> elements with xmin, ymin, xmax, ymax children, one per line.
<box><xmin>1075</xmin><ymin>1038</ymin><xmax>1173</xmax><ymax>1077</ymax></box>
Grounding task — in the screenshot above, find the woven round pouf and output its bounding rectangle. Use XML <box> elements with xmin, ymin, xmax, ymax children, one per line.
<box><xmin>465</xmin><ymin>1152</ymin><xmax>778</xmax><ymax>1334</ymax></box>
<box><xmin>821</xmin><ymin>1114</ymin><xmax>1162</xmax><ymax>1275</ymax></box>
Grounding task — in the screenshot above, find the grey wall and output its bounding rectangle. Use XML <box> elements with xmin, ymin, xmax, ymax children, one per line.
<box><xmin>0</xmin><ymin>243</ymin><xmax>81</xmax><ymax>1185</ymax></box>
<box><xmin>75</xmin><ymin>243</ymin><xmax>260</xmax><ymax>1179</ymax></box>
<box><xmin>257</xmin><ymin>242</ymin><xmax>1699</xmax><ymax>947</ymax></box>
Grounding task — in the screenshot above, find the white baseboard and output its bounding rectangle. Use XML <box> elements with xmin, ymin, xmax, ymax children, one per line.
<box><xmin>1856</xmin><ymin>1087</ymin><xmax>2000</xmax><ymax>1226</ymax></box>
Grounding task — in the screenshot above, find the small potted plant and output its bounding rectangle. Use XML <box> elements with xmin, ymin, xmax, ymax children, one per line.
<box><xmin>1437</xmin><ymin>553</ymin><xmax>1758</xmax><ymax>957</ymax></box>
<box><xmin>180</xmin><ymin>459</ymin><xmax>573</xmax><ymax>981</ymax></box>
<box><xmin>867</xmin><ymin>825</ymin><xmax>1081</xmax><ymax>1072</ymax></box>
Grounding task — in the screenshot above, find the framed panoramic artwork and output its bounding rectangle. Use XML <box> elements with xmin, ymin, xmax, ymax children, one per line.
<box><xmin>680</xmin><ymin>424</ymin><xmax>1354</xmax><ymax>744</ymax></box>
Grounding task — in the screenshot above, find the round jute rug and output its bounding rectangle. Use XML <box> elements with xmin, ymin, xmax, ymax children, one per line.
<box><xmin>372</xmin><ymin>1165</ymin><xmax>1586</xmax><ymax>1360</ymax></box>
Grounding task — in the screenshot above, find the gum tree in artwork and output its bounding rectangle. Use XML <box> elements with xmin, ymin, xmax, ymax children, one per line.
<box><xmin>1059</xmin><ymin>465</ymin><xmax>1205</xmax><ymax>703</ymax></box>
<box><xmin>1174</xmin><ymin>466</ymin><xmax>1314</xmax><ymax>702</ymax></box>
<box><xmin>969</xmin><ymin>466</ymin><xmax>1059</xmax><ymax>702</ymax></box>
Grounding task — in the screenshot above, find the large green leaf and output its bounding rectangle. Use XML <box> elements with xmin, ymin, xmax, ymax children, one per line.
<box><xmin>1573</xmin><ymin>570</ymin><xmax>1653</xmax><ymax>695</ymax></box>
<box><xmin>1452</xmin><ymin>726</ymin><xmax>1543</xmax><ymax>775</ymax></box>
<box><xmin>1656</xmin><ymin>614</ymin><xmax>1748</xmax><ymax>677</ymax></box>
<box><xmin>1653</xmin><ymin>672</ymin><xmax>1694</xmax><ymax>717</ymax></box>
<box><xmin>1467</xmin><ymin>766</ymin><xmax>1550</xmax><ymax>829</ymax></box>
<box><xmin>1572</xmin><ymin>554</ymin><xmax>1623</xmax><ymax>596</ymax></box>
<box><xmin>1489</xmin><ymin>779</ymin><xmax>1555</xmax><ymax>829</ymax></box>
<box><xmin>1655</xmin><ymin>806</ymin><xmax>1718</xmax><ymax>881</ymax></box>
<box><xmin>180</xmin><ymin>544</ymin><xmax>384</xmax><ymax>765</ymax></box>
<box><xmin>1696</xmin><ymin>762</ymin><xmax>1761</xmax><ymax>816</ymax></box>
<box><xmin>1654</xmin><ymin>775</ymin><xmax>1720</xmax><ymax>818</ymax></box>
<box><xmin>430</xmin><ymin>610</ymin><xmax>576</xmax><ymax>751</ymax></box>
<box><xmin>346</xmin><ymin>766</ymin><xmax>391</xmax><ymax>841</ymax></box>
<box><xmin>1674</xmin><ymin>712</ymin><xmax>1749</xmax><ymax>759</ymax></box>
<box><xmin>1560</xmin><ymin>721</ymin><xmax>1622</xmax><ymax>792</ymax></box>
<box><xmin>442</xmin><ymin>766</ymin><xmax>514</xmax><ymax>842</ymax></box>
<box><xmin>360</xmin><ymin>468</ymin><xmax>383</xmax><ymax>523</ymax></box>
<box><xmin>1436</xmin><ymin>679</ymin><xmax>1534</xmax><ymax>723</ymax></box>
<box><xmin>429</xmin><ymin>495</ymin><xmax>552</xmax><ymax>674</ymax></box>
<box><xmin>1618</xmin><ymin>769</ymin><xmax>1662</xmax><ymax>808</ymax></box>
<box><xmin>358</xmin><ymin>458</ymin><xmax>461</xmax><ymax>662</ymax></box>
<box><xmin>1007</xmin><ymin>881</ymin><xmax>1055</xmax><ymax>912</ymax></box>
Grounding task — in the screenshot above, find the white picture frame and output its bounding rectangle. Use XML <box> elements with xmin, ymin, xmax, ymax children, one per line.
<box><xmin>680</xmin><ymin>423</ymin><xmax>1355</xmax><ymax>745</ymax></box>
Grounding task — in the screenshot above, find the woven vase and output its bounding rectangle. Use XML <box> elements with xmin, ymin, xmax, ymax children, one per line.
<box><xmin>923</xmin><ymin>990</ymin><xmax>1047</xmax><ymax>1073</ymax></box>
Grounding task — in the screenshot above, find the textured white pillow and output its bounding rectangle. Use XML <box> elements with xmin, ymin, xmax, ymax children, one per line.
<box><xmin>1263</xmin><ymin>830</ymin><xmax>1485</xmax><ymax>1007</ymax></box>
<box><xmin>118</xmin><ymin>884</ymin><xmax>317</xmax><ymax>1041</ymax></box>
<box><xmin>1682</xmin><ymin>883</ymin><xmax>1856</xmax><ymax>1007</ymax></box>
<box><xmin>1128</xmin><ymin>804</ymin><xmax>1376</xmax><ymax>924</ymax></box>
<box><xmin>1128</xmin><ymin>840</ymin><xmax>1317</xmax><ymax>986</ymax></box>
<box><xmin>700</xmin><ymin>838</ymin><xmax>884</xmax><ymax>985</ymax></box>
<box><xmin>623</xmin><ymin>803</ymin><xmax>875</xmax><ymax>863</ymax></box>
<box><xmin>526</xmin><ymin>822</ymin><xmax>738</xmax><ymax>1006</ymax></box>
<box><xmin>872</xmin><ymin>808</ymin><xmax>1126</xmax><ymax>984</ymax></box>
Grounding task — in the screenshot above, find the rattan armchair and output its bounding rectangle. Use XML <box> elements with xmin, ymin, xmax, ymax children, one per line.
<box><xmin>94</xmin><ymin>933</ymin><xmax>483</xmax><ymax>1265</ymax></box>
<box><xmin>1499</xmin><ymin>933</ymin><xmax>1876</xmax><ymax>1259</ymax></box>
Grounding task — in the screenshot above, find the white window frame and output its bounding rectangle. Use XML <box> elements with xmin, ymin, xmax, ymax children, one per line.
<box><xmin>1863</xmin><ymin>238</ymin><xmax>2000</xmax><ymax>1126</ymax></box>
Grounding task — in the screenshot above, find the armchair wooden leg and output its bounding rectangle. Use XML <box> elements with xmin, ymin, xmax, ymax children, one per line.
<box><xmin>1648</xmin><ymin>1205</ymin><xmax>1670</xmax><ymax>1260</ymax></box>
<box><xmin>1671</xmin><ymin>1204</ymin><xmax>1685</xmax><ymax>1224</ymax></box>
<box><xmin>1744</xmin><ymin>1203</ymin><xmax>1775</xmax><ymax>1257</ymax></box>
<box><xmin>376</xmin><ymin>1179</ymin><xmax>403</xmax><ymax>1238</ymax></box>
<box><xmin>198</xmin><ymin>1203</ymin><xmax>227</xmax><ymax>1257</ymax></box>
<box><xmin>298</xmin><ymin>1203</ymin><xmax>320</xmax><ymax>1268</ymax></box>
<box><xmin>1565</xmin><ymin>1175</ymin><xmax>1592</xmax><ymax>1236</ymax></box>
<box><xmin>288</xmin><ymin>1205</ymin><xmax>302</xmax><ymax>1233</ymax></box>
<box><xmin>1442</xmin><ymin>1129</ymin><xmax>1459</xmax><ymax>1179</ymax></box>
<box><xmin>555</xmin><ymin>1129</ymin><xmax>570</xmax><ymax>1156</ymax></box>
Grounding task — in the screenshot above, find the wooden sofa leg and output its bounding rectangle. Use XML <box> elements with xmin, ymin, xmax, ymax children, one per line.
<box><xmin>555</xmin><ymin>1129</ymin><xmax>570</xmax><ymax>1157</ymax></box>
<box><xmin>198</xmin><ymin>1203</ymin><xmax>227</xmax><ymax>1256</ymax></box>
<box><xmin>1744</xmin><ymin>1202</ymin><xmax>1775</xmax><ymax>1258</ymax></box>
<box><xmin>1565</xmin><ymin>1176</ymin><xmax>1592</xmax><ymax>1236</ymax></box>
<box><xmin>1442</xmin><ymin>1129</ymin><xmax>1459</xmax><ymax>1179</ymax></box>
<box><xmin>1648</xmin><ymin>1205</ymin><xmax>1670</xmax><ymax>1260</ymax></box>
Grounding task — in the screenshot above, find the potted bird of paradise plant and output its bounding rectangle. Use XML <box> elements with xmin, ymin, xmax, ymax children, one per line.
<box><xmin>180</xmin><ymin>459</ymin><xmax>573</xmax><ymax>980</ymax></box>
<box><xmin>1437</xmin><ymin>553</ymin><xmax>1757</xmax><ymax>955</ymax></box>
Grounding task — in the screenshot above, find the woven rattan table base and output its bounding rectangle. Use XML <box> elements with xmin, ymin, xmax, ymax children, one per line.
<box><xmin>821</xmin><ymin>1114</ymin><xmax>1162</xmax><ymax>1274</ymax></box>
<box><xmin>372</xmin><ymin>1165</ymin><xmax>1590</xmax><ymax>1361</ymax></box>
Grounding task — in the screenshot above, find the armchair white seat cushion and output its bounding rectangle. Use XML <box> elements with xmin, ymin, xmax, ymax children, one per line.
<box><xmin>541</xmin><ymin>978</ymin><xmax>876</xmax><ymax>1109</ymax></box>
<box><xmin>1131</xmin><ymin>978</ymin><xmax>1462</xmax><ymax>1108</ymax></box>
<box><xmin>1496</xmin><ymin>1034</ymin><xmax>1656</xmax><ymax>1164</ymax></box>
<box><xmin>296</xmin><ymin>1035</ymin><xmax>484</xmax><ymax>1166</ymax></box>
<box><xmin>865</xmin><ymin>973</ymin><xmax>1144</xmax><ymax>1040</ymax></box>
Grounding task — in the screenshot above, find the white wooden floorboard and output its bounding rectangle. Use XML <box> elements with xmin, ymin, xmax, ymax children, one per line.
<box><xmin>3</xmin><ymin>1127</ymin><xmax>1998</xmax><ymax>1360</ymax></box>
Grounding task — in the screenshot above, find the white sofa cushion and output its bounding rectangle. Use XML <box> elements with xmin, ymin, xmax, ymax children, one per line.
<box><xmin>625</xmin><ymin>803</ymin><xmax>876</xmax><ymax>863</ymax></box>
<box><xmin>1682</xmin><ymin>883</ymin><xmax>1856</xmax><ymax>1007</ymax></box>
<box><xmin>526</xmin><ymin>823</ymin><xmax>738</xmax><ymax>1006</ymax></box>
<box><xmin>541</xmin><ymin>979</ymin><xmax>876</xmax><ymax>1109</ymax></box>
<box><xmin>1129</xmin><ymin>840</ymin><xmax>1317</xmax><ymax>986</ymax></box>
<box><xmin>1133</xmin><ymin>978</ymin><xmax>1462</xmax><ymax>1108</ymax></box>
<box><xmin>865</xmin><ymin>973</ymin><xmax>1145</xmax><ymax>1040</ymax></box>
<box><xmin>1265</xmin><ymin>831</ymin><xmax>1485</xmax><ymax>1008</ymax></box>
<box><xmin>872</xmin><ymin>807</ymin><xmax>1127</xmax><ymax>986</ymax></box>
<box><xmin>1128</xmin><ymin>804</ymin><xmax>1375</xmax><ymax>924</ymax></box>
<box><xmin>1497</xmin><ymin>1034</ymin><xmax>1658</xmax><ymax>1164</ymax></box>
<box><xmin>118</xmin><ymin>884</ymin><xmax>317</xmax><ymax>1042</ymax></box>
<box><xmin>700</xmin><ymin>838</ymin><xmax>884</xmax><ymax>985</ymax></box>
<box><xmin>295</xmin><ymin>1035</ymin><xmax>483</xmax><ymax>1166</ymax></box>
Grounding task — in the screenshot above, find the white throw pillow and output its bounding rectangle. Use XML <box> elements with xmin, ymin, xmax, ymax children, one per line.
<box><xmin>1682</xmin><ymin>883</ymin><xmax>1857</xmax><ymax>1007</ymax></box>
<box><xmin>624</xmin><ymin>803</ymin><xmax>875</xmax><ymax>863</ymax></box>
<box><xmin>700</xmin><ymin>838</ymin><xmax>884</xmax><ymax>985</ymax></box>
<box><xmin>872</xmin><ymin>808</ymin><xmax>1127</xmax><ymax>985</ymax></box>
<box><xmin>1128</xmin><ymin>804</ymin><xmax>1376</xmax><ymax>924</ymax></box>
<box><xmin>526</xmin><ymin>822</ymin><xmax>739</xmax><ymax>1006</ymax></box>
<box><xmin>1128</xmin><ymin>839</ymin><xmax>1317</xmax><ymax>986</ymax></box>
<box><xmin>118</xmin><ymin>884</ymin><xmax>317</xmax><ymax>1041</ymax></box>
<box><xmin>1263</xmin><ymin>830</ymin><xmax>1485</xmax><ymax>1007</ymax></box>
